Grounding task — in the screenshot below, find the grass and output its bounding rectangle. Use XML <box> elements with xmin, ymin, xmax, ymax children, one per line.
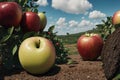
<box><xmin>58</xmin><ymin>32</ymin><xmax>84</xmax><ymax>44</ymax></box>
<box><xmin>58</xmin><ymin>29</ymin><xmax>97</xmax><ymax>44</ymax></box>
<box><xmin>58</xmin><ymin>32</ymin><xmax>84</xmax><ymax>55</ymax></box>
<box><xmin>64</xmin><ymin>44</ymin><xmax>78</xmax><ymax>55</ymax></box>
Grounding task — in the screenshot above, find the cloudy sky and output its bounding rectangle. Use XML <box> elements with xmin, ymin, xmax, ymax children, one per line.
<box><xmin>35</xmin><ymin>0</ymin><xmax>120</xmax><ymax>35</ymax></box>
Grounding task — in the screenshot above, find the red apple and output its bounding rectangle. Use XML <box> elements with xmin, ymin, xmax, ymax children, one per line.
<box><xmin>77</xmin><ymin>33</ymin><xmax>103</xmax><ymax>60</ymax></box>
<box><xmin>112</xmin><ymin>10</ymin><xmax>120</xmax><ymax>25</ymax></box>
<box><xmin>0</xmin><ymin>2</ymin><xmax>22</xmax><ymax>27</ymax></box>
<box><xmin>20</xmin><ymin>12</ymin><xmax>42</xmax><ymax>32</ymax></box>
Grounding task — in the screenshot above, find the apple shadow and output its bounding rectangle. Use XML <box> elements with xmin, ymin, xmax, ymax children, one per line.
<box><xmin>0</xmin><ymin>65</ymin><xmax>61</xmax><ymax>79</ymax></box>
<box><xmin>45</xmin><ymin>65</ymin><xmax>61</xmax><ymax>76</ymax></box>
<box><xmin>0</xmin><ymin>67</ymin><xmax>24</xmax><ymax>80</ymax></box>
<box><xmin>31</xmin><ymin>65</ymin><xmax>61</xmax><ymax>77</ymax></box>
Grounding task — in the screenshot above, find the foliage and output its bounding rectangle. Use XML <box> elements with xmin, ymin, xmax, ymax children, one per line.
<box><xmin>44</xmin><ymin>26</ymin><xmax>68</xmax><ymax>64</ymax></box>
<box><xmin>0</xmin><ymin>0</ymin><xmax>69</xmax><ymax>70</ymax></box>
<box><xmin>95</xmin><ymin>17</ymin><xmax>116</xmax><ymax>41</ymax></box>
<box><xmin>113</xmin><ymin>74</ymin><xmax>120</xmax><ymax>80</ymax></box>
<box><xmin>0</xmin><ymin>0</ymin><xmax>39</xmax><ymax>12</ymax></box>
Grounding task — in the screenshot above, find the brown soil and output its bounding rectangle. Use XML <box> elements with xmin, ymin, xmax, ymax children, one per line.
<box><xmin>1</xmin><ymin>54</ymin><xmax>107</xmax><ymax>80</ymax></box>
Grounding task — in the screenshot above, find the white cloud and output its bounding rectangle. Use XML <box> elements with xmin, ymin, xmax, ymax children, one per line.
<box><xmin>69</xmin><ymin>20</ymin><xmax>78</xmax><ymax>27</ymax></box>
<box><xmin>52</xmin><ymin>0</ymin><xmax>92</xmax><ymax>14</ymax></box>
<box><xmin>56</xmin><ymin>17</ymin><xmax>67</xmax><ymax>28</ymax></box>
<box><xmin>52</xmin><ymin>17</ymin><xmax>101</xmax><ymax>35</ymax></box>
<box><xmin>79</xmin><ymin>20</ymin><xmax>94</xmax><ymax>27</ymax></box>
<box><xmin>81</xmin><ymin>17</ymin><xmax>85</xmax><ymax>19</ymax></box>
<box><xmin>35</xmin><ymin>0</ymin><xmax>48</xmax><ymax>6</ymax></box>
<box><xmin>89</xmin><ymin>10</ymin><xmax>106</xmax><ymax>19</ymax></box>
<box><xmin>68</xmin><ymin>20</ymin><xmax>94</xmax><ymax>28</ymax></box>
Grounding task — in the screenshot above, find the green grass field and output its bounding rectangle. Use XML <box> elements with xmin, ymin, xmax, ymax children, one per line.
<box><xmin>58</xmin><ymin>32</ymin><xmax>84</xmax><ymax>55</ymax></box>
<box><xmin>58</xmin><ymin>29</ymin><xmax>97</xmax><ymax>44</ymax></box>
<box><xmin>58</xmin><ymin>32</ymin><xmax>84</xmax><ymax>44</ymax></box>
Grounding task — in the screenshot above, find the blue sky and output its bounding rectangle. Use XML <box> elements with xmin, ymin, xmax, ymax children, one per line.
<box><xmin>35</xmin><ymin>0</ymin><xmax>120</xmax><ymax>35</ymax></box>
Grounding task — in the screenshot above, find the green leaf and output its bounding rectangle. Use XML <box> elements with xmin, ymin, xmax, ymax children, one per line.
<box><xmin>8</xmin><ymin>26</ymin><xmax>14</xmax><ymax>35</ymax></box>
<box><xmin>21</xmin><ymin>0</ymin><xmax>28</xmax><ymax>6</ymax></box>
<box><xmin>111</xmin><ymin>27</ymin><xmax>116</xmax><ymax>33</ymax></box>
<box><xmin>113</xmin><ymin>74</ymin><xmax>120</xmax><ymax>80</ymax></box>
<box><xmin>25</xmin><ymin>7</ymin><xmax>32</xmax><ymax>12</ymax></box>
<box><xmin>12</xmin><ymin>45</ymin><xmax>18</xmax><ymax>56</ymax></box>
<box><xmin>0</xmin><ymin>35</ymin><xmax>11</xmax><ymax>43</ymax></box>
<box><xmin>107</xmin><ymin>17</ymin><xmax>111</xmax><ymax>21</ymax></box>
<box><xmin>48</xmin><ymin>25</ymin><xmax>55</xmax><ymax>32</ymax></box>
<box><xmin>101</xmin><ymin>20</ymin><xmax>106</xmax><ymax>24</ymax></box>
<box><xmin>19</xmin><ymin>0</ymin><xmax>21</xmax><ymax>3</ymax></box>
<box><xmin>34</xmin><ymin>8</ymin><xmax>38</xmax><ymax>13</ymax></box>
<box><xmin>34</xmin><ymin>5</ymin><xmax>39</xmax><ymax>8</ymax></box>
<box><xmin>67</xmin><ymin>59</ymin><xmax>74</xmax><ymax>65</ymax></box>
<box><xmin>0</xmin><ymin>27</ymin><xmax>14</xmax><ymax>43</ymax></box>
<box><xmin>96</xmin><ymin>24</ymin><xmax>104</xmax><ymax>28</ymax></box>
<box><xmin>23</xmin><ymin>31</ymin><xmax>35</xmax><ymax>40</ymax></box>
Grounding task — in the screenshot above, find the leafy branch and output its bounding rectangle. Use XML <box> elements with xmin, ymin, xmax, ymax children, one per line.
<box><xmin>95</xmin><ymin>17</ymin><xmax>116</xmax><ymax>41</ymax></box>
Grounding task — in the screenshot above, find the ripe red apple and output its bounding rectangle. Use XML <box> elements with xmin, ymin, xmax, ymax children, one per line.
<box><xmin>19</xmin><ymin>37</ymin><xmax>56</xmax><ymax>74</ymax></box>
<box><xmin>20</xmin><ymin>12</ymin><xmax>42</xmax><ymax>32</ymax></box>
<box><xmin>77</xmin><ymin>33</ymin><xmax>103</xmax><ymax>60</ymax></box>
<box><xmin>0</xmin><ymin>2</ymin><xmax>22</xmax><ymax>27</ymax></box>
<box><xmin>112</xmin><ymin>10</ymin><xmax>120</xmax><ymax>25</ymax></box>
<box><xmin>38</xmin><ymin>12</ymin><xmax>47</xmax><ymax>31</ymax></box>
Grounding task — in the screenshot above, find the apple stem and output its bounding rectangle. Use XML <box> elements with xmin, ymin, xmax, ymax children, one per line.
<box><xmin>85</xmin><ymin>33</ymin><xmax>95</xmax><ymax>37</ymax></box>
<box><xmin>36</xmin><ymin>40</ymin><xmax>40</xmax><ymax>48</ymax></box>
<box><xmin>85</xmin><ymin>33</ymin><xmax>90</xmax><ymax>37</ymax></box>
<box><xmin>42</xmin><ymin>11</ymin><xmax>46</xmax><ymax>14</ymax></box>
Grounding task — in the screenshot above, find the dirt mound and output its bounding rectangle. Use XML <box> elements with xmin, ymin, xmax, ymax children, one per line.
<box><xmin>1</xmin><ymin>54</ymin><xmax>107</xmax><ymax>80</ymax></box>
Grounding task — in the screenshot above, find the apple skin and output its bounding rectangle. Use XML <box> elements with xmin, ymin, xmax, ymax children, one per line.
<box><xmin>0</xmin><ymin>2</ymin><xmax>22</xmax><ymax>27</ymax></box>
<box><xmin>18</xmin><ymin>37</ymin><xmax>56</xmax><ymax>74</ymax></box>
<box><xmin>20</xmin><ymin>12</ymin><xmax>42</xmax><ymax>32</ymax></box>
<box><xmin>112</xmin><ymin>10</ymin><xmax>120</xmax><ymax>25</ymax></box>
<box><xmin>38</xmin><ymin>12</ymin><xmax>47</xmax><ymax>31</ymax></box>
<box><xmin>77</xmin><ymin>33</ymin><xmax>103</xmax><ymax>60</ymax></box>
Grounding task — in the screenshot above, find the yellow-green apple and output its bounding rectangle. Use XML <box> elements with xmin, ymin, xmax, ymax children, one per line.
<box><xmin>38</xmin><ymin>12</ymin><xmax>47</xmax><ymax>31</ymax></box>
<box><xmin>112</xmin><ymin>10</ymin><xmax>120</xmax><ymax>25</ymax></box>
<box><xmin>77</xmin><ymin>33</ymin><xmax>103</xmax><ymax>60</ymax></box>
<box><xmin>0</xmin><ymin>2</ymin><xmax>22</xmax><ymax>27</ymax></box>
<box><xmin>18</xmin><ymin>37</ymin><xmax>56</xmax><ymax>74</ymax></box>
<box><xmin>20</xmin><ymin>12</ymin><xmax>42</xmax><ymax>32</ymax></box>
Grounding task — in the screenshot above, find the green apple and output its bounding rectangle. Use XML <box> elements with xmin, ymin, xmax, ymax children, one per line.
<box><xmin>18</xmin><ymin>37</ymin><xmax>56</xmax><ymax>74</ymax></box>
<box><xmin>38</xmin><ymin>12</ymin><xmax>47</xmax><ymax>31</ymax></box>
